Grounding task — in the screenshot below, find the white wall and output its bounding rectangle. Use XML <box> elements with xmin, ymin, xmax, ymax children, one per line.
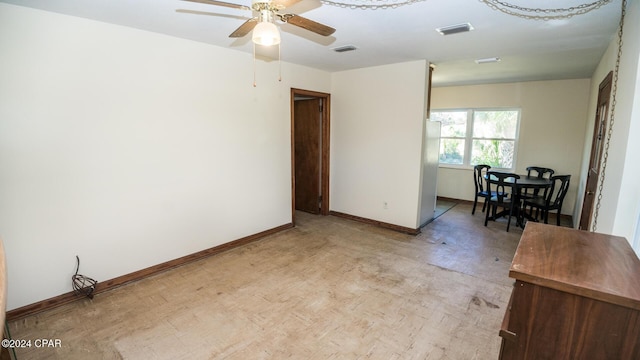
<box><xmin>330</xmin><ymin>61</ymin><xmax>428</xmax><ymax>229</ymax></box>
<box><xmin>0</xmin><ymin>4</ymin><xmax>331</xmax><ymax>310</ymax></box>
<box><xmin>579</xmin><ymin>0</ymin><xmax>640</xmax><ymax>248</ymax></box>
<box><xmin>432</xmin><ymin>79</ymin><xmax>591</xmax><ymax>217</ymax></box>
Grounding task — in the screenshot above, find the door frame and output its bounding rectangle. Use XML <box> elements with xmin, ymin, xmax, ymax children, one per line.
<box><xmin>579</xmin><ymin>71</ymin><xmax>613</xmax><ymax>230</ymax></box>
<box><xmin>291</xmin><ymin>88</ymin><xmax>331</xmax><ymax>225</ymax></box>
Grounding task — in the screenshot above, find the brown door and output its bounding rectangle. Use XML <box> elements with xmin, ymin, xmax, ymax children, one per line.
<box><xmin>579</xmin><ymin>71</ymin><xmax>613</xmax><ymax>230</ymax></box>
<box><xmin>294</xmin><ymin>98</ymin><xmax>321</xmax><ymax>214</ymax></box>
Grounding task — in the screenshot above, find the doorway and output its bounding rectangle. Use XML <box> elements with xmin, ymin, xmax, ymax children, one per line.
<box><xmin>291</xmin><ymin>88</ymin><xmax>330</xmax><ymax>225</ymax></box>
<box><xmin>579</xmin><ymin>71</ymin><xmax>613</xmax><ymax>230</ymax></box>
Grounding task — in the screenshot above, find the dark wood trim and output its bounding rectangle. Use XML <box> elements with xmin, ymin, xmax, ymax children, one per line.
<box><xmin>291</xmin><ymin>88</ymin><xmax>331</xmax><ymax>224</ymax></box>
<box><xmin>426</xmin><ymin>63</ymin><xmax>434</xmax><ymax>117</ymax></box>
<box><xmin>437</xmin><ymin>196</ymin><xmax>464</xmax><ymax>203</ymax></box>
<box><xmin>291</xmin><ymin>89</ymin><xmax>296</xmax><ymax>224</ymax></box>
<box><xmin>320</xmin><ymin>95</ymin><xmax>330</xmax><ymax>216</ymax></box>
<box><xmin>329</xmin><ymin>211</ymin><xmax>420</xmax><ymax>235</ymax></box>
<box><xmin>6</xmin><ymin>223</ymin><xmax>293</xmax><ymax>321</ymax></box>
<box><xmin>579</xmin><ymin>71</ymin><xmax>613</xmax><ymax>230</ymax></box>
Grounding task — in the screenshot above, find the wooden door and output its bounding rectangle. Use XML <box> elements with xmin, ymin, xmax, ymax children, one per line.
<box><xmin>579</xmin><ymin>71</ymin><xmax>613</xmax><ymax>230</ymax></box>
<box><xmin>294</xmin><ymin>98</ymin><xmax>321</xmax><ymax>214</ymax></box>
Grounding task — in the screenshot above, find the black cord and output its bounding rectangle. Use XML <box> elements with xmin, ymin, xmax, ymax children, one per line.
<box><xmin>74</xmin><ymin>255</ymin><xmax>80</xmax><ymax>277</ymax></box>
<box><xmin>72</xmin><ymin>255</ymin><xmax>98</xmax><ymax>299</ymax></box>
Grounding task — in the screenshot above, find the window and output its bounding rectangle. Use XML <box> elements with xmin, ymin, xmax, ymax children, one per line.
<box><xmin>431</xmin><ymin>109</ymin><xmax>520</xmax><ymax>169</ymax></box>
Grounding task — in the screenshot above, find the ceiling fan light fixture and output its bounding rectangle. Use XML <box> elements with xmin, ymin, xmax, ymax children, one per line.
<box><xmin>252</xmin><ymin>21</ymin><xmax>281</xmax><ymax>46</ymax></box>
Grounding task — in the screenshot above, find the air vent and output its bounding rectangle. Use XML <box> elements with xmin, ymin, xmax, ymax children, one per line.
<box><xmin>436</xmin><ymin>23</ymin><xmax>474</xmax><ymax>36</ymax></box>
<box><xmin>333</xmin><ymin>45</ymin><xmax>357</xmax><ymax>53</ymax></box>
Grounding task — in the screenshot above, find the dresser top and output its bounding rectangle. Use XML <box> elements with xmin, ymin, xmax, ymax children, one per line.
<box><xmin>511</xmin><ymin>222</ymin><xmax>640</xmax><ymax>310</ymax></box>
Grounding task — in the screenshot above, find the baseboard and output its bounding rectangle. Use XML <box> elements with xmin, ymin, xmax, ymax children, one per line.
<box><xmin>6</xmin><ymin>222</ymin><xmax>294</xmax><ymax>322</ymax></box>
<box><xmin>329</xmin><ymin>211</ymin><xmax>420</xmax><ymax>235</ymax></box>
<box><xmin>436</xmin><ymin>196</ymin><xmax>465</xmax><ymax>203</ymax></box>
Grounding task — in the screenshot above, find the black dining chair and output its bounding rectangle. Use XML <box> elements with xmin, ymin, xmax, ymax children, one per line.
<box><xmin>522</xmin><ymin>175</ymin><xmax>571</xmax><ymax>226</ymax></box>
<box><xmin>472</xmin><ymin>164</ymin><xmax>494</xmax><ymax>215</ymax></box>
<box><xmin>524</xmin><ymin>166</ymin><xmax>554</xmax><ymax>196</ymax></box>
<box><xmin>526</xmin><ymin>166</ymin><xmax>555</xmax><ymax>179</ymax></box>
<box><xmin>484</xmin><ymin>171</ymin><xmax>521</xmax><ymax>232</ymax></box>
<box><xmin>522</xmin><ymin>166</ymin><xmax>555</xmax><ymax>210</ymax></box>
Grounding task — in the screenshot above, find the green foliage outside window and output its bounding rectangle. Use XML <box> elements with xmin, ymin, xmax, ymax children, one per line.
<box><xmin>471</xmin><ymin>140</ymin><xmax>514</xmax><ymax>168</ymax></box>
<box><xmin>431</xmin><ymin>109</ymin><xmax>519</xmax><ymax>168</ymax></box>
<box><xmin>432</xmin><ymin>111</ymin><xmax>467</xmax><ymax>165</ymax></box>
<box><xmin>439</xmin><ymin>139</ymin><xmax>464</xmax><ymax>164</ymax></box>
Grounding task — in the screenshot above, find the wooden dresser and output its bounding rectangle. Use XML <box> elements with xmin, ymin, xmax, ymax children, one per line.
<box><xmin>499</xmin><ymin>222</ymin><xmax>640</xmax><ymax>360</ymax></box>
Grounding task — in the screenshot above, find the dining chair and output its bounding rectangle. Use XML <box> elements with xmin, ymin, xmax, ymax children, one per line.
<box><xmin>522</xmin><ymin>166</ymin><xmax>555</xmax><ymax>208</ymax></box>
<box><xmin>522</xmin><ymin>175</ymin><xmax>571</xmax><ymax>226</ymax></box>
<box><xmin>472</xmin><ymin>164</ymin><xmax>494</xmax><ymax>215</ymax></box>
<box><xmin>526</xmin><ymin>166</ymin><xmax>555</xmax><ymax>179</ymax></box>
<box><xmin>484</xmin><ymin>171</ymin><xmax>521</xmax><ymax>232</ymax></box>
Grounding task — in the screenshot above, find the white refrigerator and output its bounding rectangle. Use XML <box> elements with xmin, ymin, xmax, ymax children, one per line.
<box><xmin>418</xmin><ymin>120</ymin><xmax>441</xmax><ymax>227</ymax></box>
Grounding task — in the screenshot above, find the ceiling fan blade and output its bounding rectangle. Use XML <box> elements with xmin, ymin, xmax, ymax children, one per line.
<box><xmin>181</xmin><ymin>0</ymin><xmax>251</xmax><ymax>11</ymax></box>
<box><xmin>229</xmin><ymin>18</ymin><xmax>259</xmax><ymax>38</ymax></box>
<box><xmin>176</xmin><ymin>9</ymin><xmax>251</xmax><ymax>20</ymax></box>
<box><xmin>272</xmin><ymin>0</ymin><xmax>303</xmax><ymax>9</ymax></box>
<box><xmin>279</xmin><ymin>14</ymin><xmax>335</xmax><ymax>36</ymax></box>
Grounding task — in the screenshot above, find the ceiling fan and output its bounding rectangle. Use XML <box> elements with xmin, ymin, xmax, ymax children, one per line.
<box><xmin>181</xmin><ymin>0</ymin><xmax>336</xmax><ymax>46</ymax></box>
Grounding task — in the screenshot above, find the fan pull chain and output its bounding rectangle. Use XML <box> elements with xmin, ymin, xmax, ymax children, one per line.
<box><xmin>252</xmin><ymin>43</ymin><xmax>282</xmax><ymax>86</ymax></box>
<box><xmin>278</xmin><ymin>42</ymin><xmax>282</xmax><ymax>82</ymax></box>
<box><xmin>253</xmin><ymin>43</ymin><xmax>257</xmax><ymax>87</ymax></box>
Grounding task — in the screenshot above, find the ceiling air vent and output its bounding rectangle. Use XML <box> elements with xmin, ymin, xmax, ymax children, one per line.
<box><xmin>436</xmin><ymin>23</ymin><xmax>474</xmax><ymax>36</ymax></box>
<box><xmin>333</xmin><ymin>45</ymin><xmax>357</xmax><ymax>53</ymax></box>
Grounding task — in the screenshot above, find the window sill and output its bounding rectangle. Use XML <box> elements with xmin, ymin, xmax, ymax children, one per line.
<box><xmin>437</xmin><ymin>164</ymin><xmax>515</xmax><ymax>172</ymax></box>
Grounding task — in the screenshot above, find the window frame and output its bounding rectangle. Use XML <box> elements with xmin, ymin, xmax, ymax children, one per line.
<box><xmin>430</xmin><ymin>107</ymin><xmax>521</xmax><ymax>171</ymax></box>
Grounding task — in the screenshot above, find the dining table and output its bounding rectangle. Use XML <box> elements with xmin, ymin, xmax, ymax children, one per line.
<box><xmin>485</xmin><ymin>174</ymin><xmax>552</xmax><ymax>228</ymax></box>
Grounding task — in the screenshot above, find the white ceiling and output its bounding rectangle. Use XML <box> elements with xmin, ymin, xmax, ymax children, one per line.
<box><xmin>1</xmin><ymin>0</ymin><xmax>622</xmax><ymax>86</ymax></box>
